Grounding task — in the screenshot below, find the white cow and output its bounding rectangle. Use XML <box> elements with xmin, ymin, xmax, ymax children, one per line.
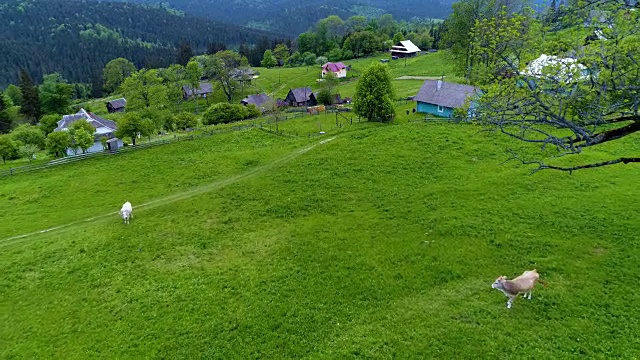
<box><xmin>120</xmin><ymin>201</ymin><xmax>133</xmax><ymax>224</ymax></box>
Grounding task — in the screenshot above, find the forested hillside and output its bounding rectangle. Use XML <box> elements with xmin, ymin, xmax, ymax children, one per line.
<box><xmin>0</xmin><ymin>0</ymin><xmax>281</xmax><ymax>87</ymax></box>
<box><xmin>90</xmin><ymin>0</ymin><xmax>457</xmax><ymax>34</ymax></box>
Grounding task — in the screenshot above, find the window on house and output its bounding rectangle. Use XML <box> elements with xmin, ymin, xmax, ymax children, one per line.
<box><xmin>437</xmin><ymin>105</ymin><xmax>444</xmax><ymax>113</ymax></box>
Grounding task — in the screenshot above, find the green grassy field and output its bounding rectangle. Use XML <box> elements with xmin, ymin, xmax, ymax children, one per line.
<box><xmin>1</xmin><ymin>121</ymin><xmax>639</xmax><ymax>358</ymax></box>
<box><xmin>249</xmin><ymin>51</ymin><xmax>459</xmax><ymax>100</ymax></box>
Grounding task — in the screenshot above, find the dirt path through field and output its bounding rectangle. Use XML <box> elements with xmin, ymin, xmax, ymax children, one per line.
<box><xmin>395</xmin><ymin>76</ymin><xmax>445</xmax><ymax>80</ymax></box>
<box><xmin>0</xmin><ymin>136</ymin><xmax>337</xmax><ymax>247</ymax></box>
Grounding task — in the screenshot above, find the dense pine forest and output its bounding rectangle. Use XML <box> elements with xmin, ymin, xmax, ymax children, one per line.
<box><xmin>0</xmin><ymin>0</ymin><xmax>282</xmax><ymax>87</ymax></box>
<box><xmin>89</xmin><ymin>0</ymin><xmax>457</xmax><ymax>34</ymax></box>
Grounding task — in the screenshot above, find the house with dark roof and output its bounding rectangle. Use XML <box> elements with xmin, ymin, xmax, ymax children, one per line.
<box><xmin>182</xmin><ymin>82</ymin><xmax>214</xmax><ymax>99</ymax></box>
<box><xmin>54</xmin><ymin>108</ymin><xmax>122</xmax><ymax>155</ymax></box>
<box><xmin>414</xmin><ymin>80</ymin><xmax>481</xmax><ymax>118</ymax></box>
<box><xmin>390</xmin><ymin>40</ymin><xmax>422</xmax><ymax>58</ymax></box>
<box><xmin>106</xmin><ymin>98</ymin><xmax>126</xmax><ymax>113</ymax></box>
<box><xmin>231</xmin><ymin>68</ymin><xmax>257</xmax><ymax>85</ymax></box>
<box><xmin>241</xmin><ymin>93</ymin><xmax>273</xmax><ymax>112</ymax></box>
<box><xmin>322</xmin><ymin>62</ymin><xmax>348</xmax><ymax>78</ymax></box>
<box><xmin>285</xmin><ymin>87</ymin><xmax>317</xmax><ymax>107</ymax></box>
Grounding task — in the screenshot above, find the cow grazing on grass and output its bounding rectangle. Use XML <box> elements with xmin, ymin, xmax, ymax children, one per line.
<box><xmin>120</xmin><ymin>201</ymin><xmax>133</xmax><ymax>224</ymax></box>
<box><xmin>492</xmin><ymin>269</ymin><xmax>543</xmax><ymax>309</ymax></box>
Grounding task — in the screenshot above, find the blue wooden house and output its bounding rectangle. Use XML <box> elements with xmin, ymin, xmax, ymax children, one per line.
<box><xmin>414</xmin><ymin>80</ymin><xmax>481</xmax><ymax>118</ymax></box>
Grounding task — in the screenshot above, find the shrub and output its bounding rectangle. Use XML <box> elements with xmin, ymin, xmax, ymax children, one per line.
<box><xmin>245</xmin><ymin>104</ymin><xmax>261</xmax><ymax>119</ymax></box>
<box><xmin>316</xmin><ymin>88</ymin><xmax>333</xmax><ymax>105</ymax></box>
<box><xmin>175</xmin><ymin>112</ymin><xmax>198</xmax><ymax>130</ymax></box>
<box><xmin>0</xmin><ymin>134</ymin><xmax>19</xmax><ymax>163</ymax></box>
<box><xmin>202</xmin><ymin>103</ymin><xmax>248</xmax><ymax>125</ymax></box>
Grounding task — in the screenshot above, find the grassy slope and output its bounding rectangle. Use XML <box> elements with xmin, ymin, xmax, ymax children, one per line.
<box><xmin>0</xmin><ymin>123</ymin><xmax>639</xmax><ymax>358</ymax></box>
<box><xmin>246</xmin><ymin>51</ymin><xmax>459</xmax><ymax>100</ymax></box>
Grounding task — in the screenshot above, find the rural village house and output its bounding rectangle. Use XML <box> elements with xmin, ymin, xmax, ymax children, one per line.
<box><xmin>106</xmin><ymin>98</ymin><xmax>126</xmax><ymax>113</ymax></box>
<box><xmin>390</xmin><ymin>40</ymin><xmax>422</xmax><ymax>58</ymax></box>
<box><xmin>241</xmin><ymin>93</ymin><xmax>273</xmax><ymax>112</ymax></box>
<box><xmin>182</xmin><ymin>82</ymin><xmax>214</xmax><ymax>99</ymax></box>
<box><xmin>321</xmin><ymin>62</ymin><xmax>348</xmax><ymax>78</ymax></box>
<box><xmin>54</xmin><ymin>108</ymin><xmax>122</xmax><ymax>155</ymax></box>
<box><xmin>523</xmin><ymin>54</ymin><xmax>588</xmax><ymax>83</ymax></box>
<box><xmin>231</xmin><ymin>68</ymin><xmax>257</xmax><ymax>85</ymax></box>
<box><xmin>285</xmin><ymin>87</ymin><xmax>317</xmax><ymax>107</ymax></box>
<box><xmin>414</xmin><ymin>80</ymin><xmax>481</xmax><ymax>118</ymax></box>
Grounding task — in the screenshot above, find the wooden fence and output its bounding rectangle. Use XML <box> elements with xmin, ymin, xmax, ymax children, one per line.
<box><xmin>0</xmin><ymin>124</ymin><xmax>257</xmax><ymax>178</ymax></box>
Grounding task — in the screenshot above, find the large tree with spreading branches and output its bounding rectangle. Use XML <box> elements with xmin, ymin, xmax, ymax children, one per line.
<box><xmin>470</xmin><ymin>0</ymin><xmax>640</xmax><ymax>173</ymax></box>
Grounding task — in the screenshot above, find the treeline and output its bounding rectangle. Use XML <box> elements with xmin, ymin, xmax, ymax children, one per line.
<box><xmin>0</xmin><ymin>0</ymin><xmax>281</xmax><ymax>87</ymax></box>
<box><xmin>94</xmin><ymin>0</ymin><xmax>455</xmax><ymax>35</ymax></box>
<box><xmin>252</xmin><ymin>15</ymin><xmax>443</xmax><ymax>68</ymax></box>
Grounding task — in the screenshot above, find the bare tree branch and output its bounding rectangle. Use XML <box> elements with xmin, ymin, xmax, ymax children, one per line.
<box><xmin>504</xmin><ymin>150</ymin><xmax>640</xmax><ymax>174</ymax></box>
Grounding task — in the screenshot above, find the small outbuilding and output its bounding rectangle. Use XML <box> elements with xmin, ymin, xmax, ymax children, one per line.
<box><xmin>285</xmin><ymin>87</ymin><xmax>317</xmax><ymax>107</ymax></box>
<box><xmin>241</xmin><ymin>93</ymin><xmax>273</xmax><ymax>112</ymax></box>
<box><xmin>106</xmin><ymin>98</ymin><xmax>126</xmax><ymax>113</ymax></box>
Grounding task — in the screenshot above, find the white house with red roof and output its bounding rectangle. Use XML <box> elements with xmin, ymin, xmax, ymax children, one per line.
<box><xmin>321</xmin><ymin>62</ymin><xmax>348</xmax><ymax>78</ymax></box>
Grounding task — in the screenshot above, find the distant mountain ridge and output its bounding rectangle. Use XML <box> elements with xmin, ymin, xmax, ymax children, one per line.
<box><xmin>88</xmin><ymin>0</ymin><xmax>458</xmax><ymax>34</ymax></box>
<box><xmin>0</xmin><ymin>0</ymin><xmax>281</xmax><ymax>87</ymax></box>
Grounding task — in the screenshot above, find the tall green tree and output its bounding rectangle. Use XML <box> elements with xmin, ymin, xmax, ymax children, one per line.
<box><xmin>176</xmin><ymin>42</ymin><xmax>194</xmax><ymax>66</ymax></box>
<box><xmin>261</xmin><ymin>50</ymin><xmax>277</xmax><ymax>68</ymax></box>
<box><xmin>115</xmin><ymin>112</ymin><xmax>155</xmax><ymax>146</ymax></box>
<box><xmin>39</xmin><ymin>73</ymin><xmax>73</xmax><ymax>115</ymax></box>
<box><xmin>4</xmin><ymin>85</ymin><xmax>22</xmax><ymax>106</ymax></box>
<box><xmin>161</xmin><ymin>64</ymin><xmax>187</xmax><ymax>109</ymax></box>
<box><xmin>45</xmin><ymin>131</ymin><xmax>71</xmax><ymax>158</ymax></box>
<box><xmin>343</xmin><ymin>31</ymin><xmax>379</xmax><ymax>58</ymax></box>
<box><xmin>11</xmin><ymin>124</ymin><xmax>45</xmax><ymax>149</ymax></box>
<box><xmin>185</xmin><ymin>60</ymin><xmax>203</xmax><ymax>112</ymax></box>
<box><xmin>442</xmin><ymin>0</ymin><xmax>527</xmax><ymax>79</ymax></box>
<box><xmin>0</xmin><ymin>134</ymin><xmax>18</xmax><ymax>163</ymax></box>
<box><xmin>18</xmin><ymin>69</ymin><xmax>40</xmax><ymax>124</ymax></box>
<box><xmin>272</xmin><ymin>44</ymin><xmax>290</xmax><ymax>65</ymax></box>
<box><xmin>346</xmin><ymin>16</ymin><xmax>367</xmax><ymax>33</ymax></box>
<box><xmin>443</xmin><ymin>0</ymin><xmax>500</xmax><ymax>79</ymax></box>
<box><xmin>354</xmin><ymin>63</ymin><xmax>395</xmax><ymax>122</ymax></box>
<box><xmin>121</xmin><ymin>69</ymin><xmax>167</xmax><ymax>110</ymax></box>
<box><xmin>74</xmin><ymin>128</ymin><xmax>94</xmax><ymax>154</ymax></box>
<box><xmin>475</xmin><ymin>0</ymin><xmax>640</xmax><ymax>172</ymax></box>
<box><xmin>103</xmin><ymin>58</ymin><xmax>136</xmax><ymax>94</ymax></box>
<box><xmin>469</xmin><ymin>10</ymin><xmax>534</xmax><ymax>84</ymax></box>
<box><xmin>205</xmin><ymin>51</ymin><xmax>247</xmax><ymax>103</ymax></box>
<box><xmin>0</xmin><ymin>92</ymin><xmax>12</xmax><ymax>134</ymax></box>
<box><xmin>378</xmin><ymin>14</ymin><xmax>398</xmax><ymax>37</ymax></box>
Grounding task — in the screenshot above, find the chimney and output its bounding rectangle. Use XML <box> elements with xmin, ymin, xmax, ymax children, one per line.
<box><xmin>437</xmin><ymin>80</ymin><xmax>442</xmax><ymax>91</ymax></box>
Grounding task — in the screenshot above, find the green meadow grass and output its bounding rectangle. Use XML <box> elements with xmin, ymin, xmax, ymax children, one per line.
<box><xmin>0</xmin><ymin>122</ymin><xmax>638</xmax><ymax>358</ymax></box>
